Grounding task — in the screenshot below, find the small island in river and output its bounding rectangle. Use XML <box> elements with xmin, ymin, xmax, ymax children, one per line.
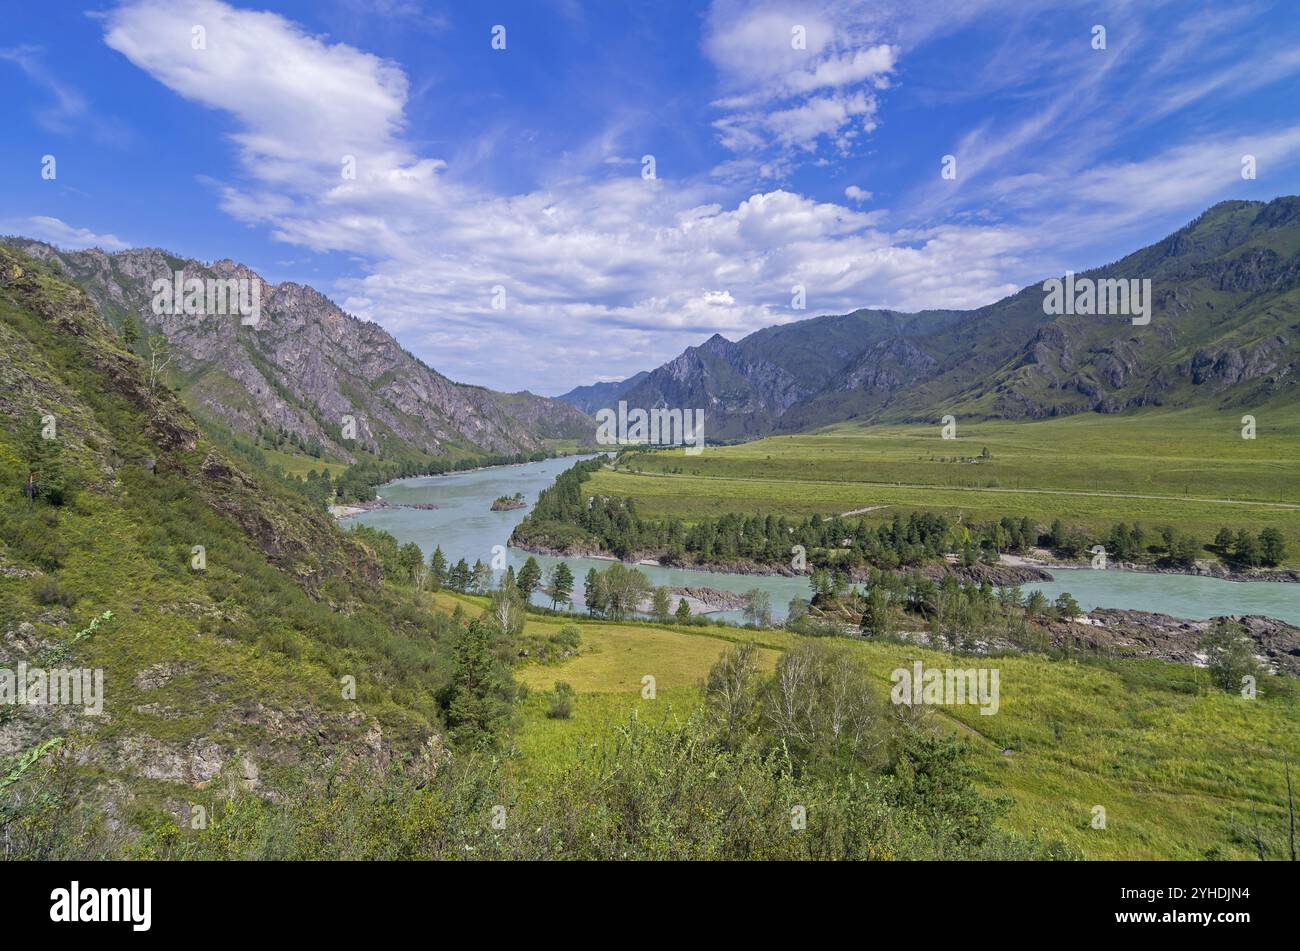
<box><xmin>490</xmin><ymin>492</ymin><xmax>528</xmax><ymax>512</ymax></box>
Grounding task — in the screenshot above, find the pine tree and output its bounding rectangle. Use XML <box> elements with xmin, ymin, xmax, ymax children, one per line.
<box><xmin>517</xmin><ymin>556</ymin><xmax>542</xmax><ymax>601</ymax></box>
<box><xmin>860</xmin><ymin>586</ymin><xmax>892</xmax><ymax>638</ymax></box>
<box><xmin>121</xmin><ymin>313</ymin><xmax>140</xmax><ymax>350</ymax></box>
<box><xmin>429</xmin><ymin>546</ymin><xmax>448</xmax><ymax>591</ymax></box>
<box><xmin>547</xmin><ymin>561</ymin><xmax>574</xmax><ymax>609</ymax></box>
<box><xmin>674</xmin><ymin>598</ymin><xmax>692</xmax><ymax>622</ymax></box>
<box><xmin>448</xmin><ymin>558</ymin><xmax>471</xmax><ymax>592</ymax></box>
<box><xmin>651</xmin><ymin>586</ymin><xmax>672</xmax><ymax>623</ymax></box>
<box><xmin>23</xmin><ymin>413</ymin><xmax>68</xmax><ymax>506</ymax></box>
<box><xmin>446</xmin><ymin>620</ymin><xmax>509</xmax><ymax>750</ymax></box>
<box><xmin>583</xmin><ymin>568</ymin><xmax>603</xmax><ymax>616</ymax></box>
<box><xmin>1054</xmin><ymin>592</ymin><xmax>1081</xmax><ymax>619</ymax></box>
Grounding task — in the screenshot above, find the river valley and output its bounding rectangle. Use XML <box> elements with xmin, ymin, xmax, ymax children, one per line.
<box><xmin>349</xmin><ymin>455</ymin><xmax>1300</xmax><ymax>626</ymax></box>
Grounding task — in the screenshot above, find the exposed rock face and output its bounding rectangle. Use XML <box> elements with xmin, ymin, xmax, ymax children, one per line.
<box><xmin>922</xmin><ymin>562</ymin><xmax>1054</xmax><ymax>585</ymax></box>
<box><xmin>840</xmin><ymin>338</ymin><xmax>938</xmax><ymax>393</ymax></box>
<box><xmin>1189</xmin><ymin>336</ymin><xmax>1291</xmax><ymax>389</ymax></box>
<box><xmin>4</xmin><ymin>240</ymin><xmax>594</xmax><ymax>462</ymax></box>
<box><xmin>1055</xmin><ymin>609</ymin><xmax>1300</xmax><ymax>676</ymax></box>
<box><xmin>614</xmin><ymin>333</ymin><xmax>810</xmax><ymax>439</ymax></box>
<box><xmin>634</xmin><ymin>585</ymin><xmax>747</xmax><ymax>616</ymax></box>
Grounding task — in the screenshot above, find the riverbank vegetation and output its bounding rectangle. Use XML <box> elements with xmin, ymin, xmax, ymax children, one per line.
<box><xmin>512</xmin><ymin>456</ymin><xmax>1288</xmax><ymax>576</ymax></box>
<box><xmin>435</xmin><ymin>586</ymin><xmax>1299</xmax><ymax>859</ymax></box>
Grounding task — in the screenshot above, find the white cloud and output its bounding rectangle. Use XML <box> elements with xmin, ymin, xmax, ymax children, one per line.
<box><xmin>9</xmin><ymin>216</ymin><xmax>130</xmax><ymax>251</ymax></box>
<box><xmin>104</xmin><ymin>0</ymin><xmax>420</xmax><ymax>180</ymax></box>
<box><xmin>844</xmin><ymin>185</ymin><xmax>872</xmax><ymax>203</ymax></box>
<box><xmin>704</xmin><ymin>3</ymin><xmax>895</xmax><ymax>158</ymax></box>
<box><xmin>99</xmin><ymin>0</ymin><xmax>1040</xmax><ymax>393</ymax></box>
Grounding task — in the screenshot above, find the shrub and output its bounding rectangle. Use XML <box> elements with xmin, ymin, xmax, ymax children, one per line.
<box><xmin>31</xmin><ymin>576</ymin><xmax>76</xmax><ymax>608</ymax></box>
<box><xmin>552</xmin><ymin>624</ymin><xmax>581</xmax><ymax>653</ymax></box>
<box><xmin>546</xmin><ymin>681</ymin><xmax>575</xmax><ymax>719</ymax></box>
<box><xmin>1200</xmin><ymin>619</ymin><xmax>1263</xmax><ymax>693</ymax></box>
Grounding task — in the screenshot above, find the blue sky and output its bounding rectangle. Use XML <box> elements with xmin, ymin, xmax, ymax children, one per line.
<box><xmin>3</xmin><ymin>0</ymin><xmax>1300</xmax><ymax>395</ymax></box>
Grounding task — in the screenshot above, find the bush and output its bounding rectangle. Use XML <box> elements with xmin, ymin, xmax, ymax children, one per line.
<box><xmin>31</xmin><ymin>576</ymin><xmax>76</xmax><ymax>608</ymax></box>
<box><xmin>546</xmin><ymin>681</ymin><xmax>575</xmax><ymax>719</ymax></box>
<box><xmin>553</xmin><ymin>624</ymin><xmax>582</xmax><ymax>652</ymax></box>
<box><xmin>1200</xmin><ymin>619</ymin><xmax>1263</xmax><ymax>693</ymax></box>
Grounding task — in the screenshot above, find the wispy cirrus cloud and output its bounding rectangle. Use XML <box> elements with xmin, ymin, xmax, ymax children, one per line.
<box><xmin>0</xmin><ymin>45</ymin><xmax>131</xmax><ymax>146</ymax></box>
<box><xmin>5</xmin><ymin>216</ymin><xmax>130</xmax><ymax>251</ymax></box>
<box><xmin>704</xmin><ymin>3</ymin><xmax>895</xmax><ymax>161</ymax></box>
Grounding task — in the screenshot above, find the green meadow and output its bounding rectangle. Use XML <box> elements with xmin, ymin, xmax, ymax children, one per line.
<box><xmin>431</xmin><ymin>590</ymin><xmax>1300</xmax><ymax>860</ymax></box>
<box><xmin>589</xmin><ymin>405</ymin><xmax>1300</xmax><ymax>563</ymax></box>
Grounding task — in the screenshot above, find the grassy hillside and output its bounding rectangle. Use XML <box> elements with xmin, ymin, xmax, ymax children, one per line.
<box><xmin>448</xmin><ymin>588</ymin><xmax>1300</xmax><ymax>860</ymax></box>
<box><xmin>575</xmin><ymin>198</ymin><xmax>1300</xmax><ymax>439</ymax></box>
<box><xmin>0</xmin><ymin>246</ymin><xmax>454</xmax><ymax>847</ymax></box>
<box><xmin>585</xmin><ymin>404</ymin><xmax>1300</xmax><ymax>564</ymax></box>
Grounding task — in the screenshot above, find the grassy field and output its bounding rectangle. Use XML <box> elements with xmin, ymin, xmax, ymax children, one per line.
<box><xmin>259</xmin><ymin>447</ymin><xmax>349</xmax><ymax>478</ymax></box>
<box><xmin>431</xmin><ymin>589</ymin><xmax>1300</xmax><ymax>859</ymax></box>
<box><xmin>590</xmin><ymin>405</ymin><xmax>1300</xmax><ymax>563</ymax></box>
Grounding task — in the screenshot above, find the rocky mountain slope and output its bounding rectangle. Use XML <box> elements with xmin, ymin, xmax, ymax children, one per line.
<box><xmin>564</xmin><ymin>197</ymin><xmax>1300</xmax><ymax>437</ymax></box>
<box><xmin>557</xmin><ymin>370</ymin><xmax>650</xmax><ymax>415</ymax></box>
<box><xmin>1</xmin><ymin>238</ymin><xmax>594</xmax><ymax>464</ymax></box>
<box><xmin>0</xmin><ymin>244</ymin><xmax>449</xmax><ymax>835</ymax></box>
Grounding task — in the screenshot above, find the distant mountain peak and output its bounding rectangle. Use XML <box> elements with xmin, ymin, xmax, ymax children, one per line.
<box><xmin>562</xmin><ymin>195</ymin><xmax>1300</xmax><ymax>436</ymax></box>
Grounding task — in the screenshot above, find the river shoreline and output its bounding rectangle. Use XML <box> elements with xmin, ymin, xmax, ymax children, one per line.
<box><xmin>330</xmin><ymin>451</ymin><xmax>602</xmax><ymax>521</ymax></box>
<box><xmin>329</xmin><ymin>499</ymin><xmax>440</xmax><ymax>520</ymax></box>
<box><xmin>510</xmin><ymin>539</ymin><xmax>1299</xmax><ymax>586</ymax></box>
<box><xmin>999</xmin><ymin>551</ymin><xmax>1300</xmax><ymax>584</ymax></box>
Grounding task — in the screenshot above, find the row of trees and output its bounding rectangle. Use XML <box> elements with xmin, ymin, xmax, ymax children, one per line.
<box><xmin>356</xmin><ymin>513</ymin><xmax>1078</xmax><ymax>642</ymax></box>
<box><xmin>1213</xmin><ymin>526</ymin><xmax>1287</xmax><ymax>567</ymax></box>
<box><xmin>803</xmin><ymin>568</ymin><xmax>1081</xmax><ymax>648</ymax></box>
<box><xmin>1050</xmin><ymin>520</ymin><xmax>1287</xmax><ymax>568</ymax></box>
<box><xmin>422</xmin><ymin>548</ymin><xmax>578</xmax><ymax>610</ymax></box>
<box><xmin>349</xmin><ymin>521</ymin><xmax>725</xmax><ymax>626</ymax></box>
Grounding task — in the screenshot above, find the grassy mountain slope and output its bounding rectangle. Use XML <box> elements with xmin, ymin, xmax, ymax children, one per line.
<box><xmin>442</xmin><ymin>588</ymin><xmax>1300</xmax><ymax>861</ymax></box>
<box><xmin>0</xmin><ymin>245</ymin><xmax>452</xmax><ymax>842</ymax></box>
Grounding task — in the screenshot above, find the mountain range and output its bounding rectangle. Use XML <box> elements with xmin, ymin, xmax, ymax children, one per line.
<box><xmin>560</xmin><ymin>198</ymin><xmax>1300</xmax><ymax>438</ymax></box>
<box><xmin>0</xmin><ymin>238</ymin><xmax>594</xmax><ymax>465</ymax></box>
